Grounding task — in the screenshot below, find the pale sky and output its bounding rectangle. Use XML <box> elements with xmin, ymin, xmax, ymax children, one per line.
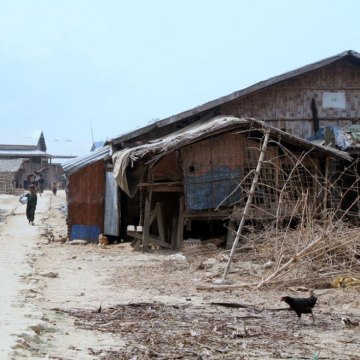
<box><xmin>0</xmin><ymin>0</ymin><xmax>359</xmax><ymax>153</ymax></box>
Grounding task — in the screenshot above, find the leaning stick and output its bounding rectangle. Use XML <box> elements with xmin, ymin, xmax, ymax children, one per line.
<box><xmin>255</xmin><ymin>234</ymin><xmax>325</xmax><ymax>289</ymax></box>
<box><xmin>221</xmin><ymin>130</ymin><xmax>270</xmax><ymax>282</ymax></box>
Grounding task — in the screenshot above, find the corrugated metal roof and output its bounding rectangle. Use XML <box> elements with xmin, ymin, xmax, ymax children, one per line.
<box><xmin>0</xmin><ymin>150</ymin><xmax>52</xmax><ymax>158</ymax></box>
<box><xmin>62</xmin><ymin>145</ymin><xmax>110</xmax><ymax>175</ymax></box>
<box><xmin>109</xmin><ymin>50</ymin><xmax>360</xmax><ymax>145</ymax></box>
<box><xmin>0</xmin><ymin>158</ymin><xmax>24</xmax><ymax>172</ymax></box>
<box><xmin>0</xmin><ymin>129</ymin><xmax>43</xmax><ymax>147</ymax></box>
<box><xmin>46</xmin><ymin>137</ymin><xmax>93</xmax><ymax>158</ymax></box>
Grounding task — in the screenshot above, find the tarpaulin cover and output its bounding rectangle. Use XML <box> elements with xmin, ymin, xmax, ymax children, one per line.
<box><xmin>185</xmin><ymin>166</ymin><xmax>242</xmax><ymax>210</ymax></box>
<box><xmin>112</xmin><ymin>148</ymin><xmax>146</xmax><ymax>198</ymax></box>
<box><xmin>309</xmin><ymin>126</ymin><xmax>351</xmax><ymax>151</ymax></box>
<box><xmin>349</xmin><ymin>125</ymin><xmax>360</xmax><ymax>143</ymax></box>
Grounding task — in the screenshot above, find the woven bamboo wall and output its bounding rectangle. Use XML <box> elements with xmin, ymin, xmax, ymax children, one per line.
<box><xmin>222</xmin><ymin>61</ymin><xmax>360</xmax><ymax>139</ymax></box>
<box><xmin>0</xmin><ymin>172</ymin><xmax>15</xmax><ymax>194</ymax></box>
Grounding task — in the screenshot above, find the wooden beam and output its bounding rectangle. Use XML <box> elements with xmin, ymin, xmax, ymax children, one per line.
<box><xmin>148</xmin><ymin>235</ymin><xmax>170</xmax><ymax>248</ymax></box>
<box><xmin>149</xmin><ymin>202</ymin><xmax>159</xmax><ymax>225</ymax></box>
<box><xmin>140</xmin><ymin>182</ymin><xmax>183</xmax><ymax>192</ymax></box>
<box><xmin>323</xmin><ymin>156</ymin><xmax>330</xmax><ymax>213</ymax></box>
<box><xmin>171</xmin><ymin>215</ymin><xmax>178</xmax><ymax>250</ymax></box>
<box><xmin>127</xmin><ymin>231</ymin><xmax>142</xmax><ymax>240</ymax></box>
<box><xmin>142</xmin><ymin>190</ymin><xmax>152</xmax><ymax>252</ymax></box>
<box><xmin>184</xmin><ymin>210</ymin><xmax>230</xmax><ymax>219</ymax></box>
<box><xmin>226</xmin><ymin>220</ymin><xmax>236</xmax><ymax>250</ymax></box>
<box><xmin>156</xmin><ymin>203</ymin><xmax>166</xmax><ymax>243</ymax></box>
<box><xmin>176</xmin><ymin>196</ymin><xmax>184</xmax><ymax>250</ymax></box>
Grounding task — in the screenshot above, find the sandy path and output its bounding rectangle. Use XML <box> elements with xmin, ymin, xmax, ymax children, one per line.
<box><xmin>1</xmin><ymin>191</ymin><xmax>360</xmax><ymax>359</ymax></box>
<box><xmin>0</xmin><ymin>192</ymin><xmax>50</xmax><ymax>358</ymax></box>
<box><xmin>1</xmin><ymin>191</ymin><xmax>167</xmax><ymax>359</ymax></box>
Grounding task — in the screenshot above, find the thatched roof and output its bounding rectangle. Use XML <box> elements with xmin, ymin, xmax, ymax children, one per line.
<box><xmin>113</xmin><ymin>116</ymin><xmax>351</xmax><ymax>197</ymax></box>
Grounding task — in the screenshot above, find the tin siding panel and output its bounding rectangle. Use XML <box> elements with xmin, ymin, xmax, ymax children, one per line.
<box><xmin>67</xmin><ymin>160</ymin><xmax>105</xmax><ymax>233</ymax></box>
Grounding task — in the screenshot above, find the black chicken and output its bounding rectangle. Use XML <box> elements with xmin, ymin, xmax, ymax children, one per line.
<box><xmin>281</xmin><ymin>293</ymin><xmax>317</xmax><ymax>321</ymax></box>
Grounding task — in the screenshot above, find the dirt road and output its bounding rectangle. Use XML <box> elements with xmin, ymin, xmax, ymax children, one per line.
<box><xmin>1</xmin><ymin>191</ymin><xmax>360</xmax><ymax>359</ymax></box>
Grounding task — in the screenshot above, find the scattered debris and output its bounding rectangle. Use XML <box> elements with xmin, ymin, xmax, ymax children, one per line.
<box><xmin>67</xmin><ymin>239</ymin><xmax>88</xmax><ymax>245</ymax></box>
<box><xmin>341</xmin><ymin>317</ymin><xmax>359</xmax><ymax>328</ymax></box>
<box><xmin>331</xmin><ymin>276</ymin><xmax>360</xmax><ymax>288</ymax></box>
<box><xmin>40</xmin><ymin>271</ymin><xmax>59</xmax><ymax>278</ymax></box>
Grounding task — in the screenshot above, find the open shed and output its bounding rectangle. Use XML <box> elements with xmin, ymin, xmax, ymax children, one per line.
<box><xmin>112</xmin><ymin>116</ymin><xmax>351</xmax><ymax>250</ymax></box>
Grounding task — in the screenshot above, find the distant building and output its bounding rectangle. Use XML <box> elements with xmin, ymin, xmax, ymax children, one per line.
<box><xmin>45</xmin><ymin>137</ymin><xmax>93</xmax><ymax>189</ymax></box>
<box><xmin>0</xmin><ymin>129</ymin><xmax>93</xmax><ymax>193</ymax></box>
<box><xmin>91</xmin><ymin>141</ymin><xmax>105</xmax><ymax>152</ymax></box>
<box><xmin>0</xmin><ymin>158</ymin><xmax>26</xmax><ymax>194</ymax></box>
<box><xmin>0</xmin><ymin>129</ymin><xmax>51</xmax><ymax>192</ymax></box>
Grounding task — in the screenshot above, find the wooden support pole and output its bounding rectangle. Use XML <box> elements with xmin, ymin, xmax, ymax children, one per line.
<box><xmin>142</xmin><ymin>189</ymin><xmax>152</xmax><ymax>252</ymax></box>
<box><xmin>157</xmin><ymin>203</ymin><xmax>166</xmax><ymax>243</ymax></box>
<box><xmin>221</xmin><ymin>130</ymin><xmax>270</xmax><ymax>282</ymax></box>
<box><xmin>139</xmin><ymin>190</ymin><xmax>144</xmax><ymax>226</ymax></box>
<box><xmin>323</xmin><ymin>156</ymin><xmax>330</xmax><ymax>213</ymax></box>
<box><xmin>226</xmin><ymin>220</ymin><xmax>236</xmax><ymax>250</ymax></box>
<box><xmin>171</xmin><ymin>215</ymin><xmax>178</xmax><ymax>250</ymax></box>
<box><xmin>176</xmin><ymin>196</ymin><xmax>184</xmax><ymax>250</ymax></box>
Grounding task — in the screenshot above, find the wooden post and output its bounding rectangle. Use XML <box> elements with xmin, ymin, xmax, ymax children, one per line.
<box><xmin>142</xmin><ymin>189</ymin><xmax>152</xmax><ymax>252</ymax></box>
<box><xmin>157</xmin><ymin>203</ymin><xmax>166</xmax><ymax>243</ymax></box>
<box><xmin>323</xmin><ymin>156</ymin><xmax>329</xmax><ymax>213</ymax></box>
<box><xmin>139</xmin><ymin>189</ymin><xmax>144</xmax><ymax>226</ymax></box>
<box><xmin>176</xmin><ymin>196</ymin><xmax>184</xmax><ymax>250</ymax></box>
<box><xmin>222</xmin><ymin>130</ymin><xmax>270</xmax><ymax>282</ymax></box>
<box><xmin>171</xmin><ymin>215</ymin><xmax>178</xmax><ymax>250</ymax></box>
<box><xmin>226</xmin><ymin>220</ymin><xmax>236</xmax><ymax>250</ymax></box>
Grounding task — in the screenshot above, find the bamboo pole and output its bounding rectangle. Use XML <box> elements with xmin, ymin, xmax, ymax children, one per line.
<box><xmin>197</xmin><ymin>283</ymin><xmax>258</xmax><ymax>291</ymax></box>
<box><xmin>221</xmin><ymin>130</ymin><xmax>270</xmax><ymax>282</ymax></box>
<box><xmin>323</xmin><ymin>156</ymin><xmax>329</xmax><ymax>214</ymax></box>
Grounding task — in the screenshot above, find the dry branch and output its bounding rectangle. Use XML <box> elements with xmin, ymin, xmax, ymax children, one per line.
<box><xmin>210</xmin><ymin>302</ymin><xmax>263</xmax><ymax>311</ymax></box>
<box><xmin>256</xmin><ymin>234</ymin><xmax>325</xmax><ymax>289</ymax></box>
<box><xmin>196</xmin><ymin>282</ymin><xmax>258</xmax><ymax>291</ymax></box>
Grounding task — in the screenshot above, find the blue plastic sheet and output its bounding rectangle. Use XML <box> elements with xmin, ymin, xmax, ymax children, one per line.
<box><xmin>185</xmin><ymin>166</ymin><xmax>242</xmax><ymax>210</ymax></box>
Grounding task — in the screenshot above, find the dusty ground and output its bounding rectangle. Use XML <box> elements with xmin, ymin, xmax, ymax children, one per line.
<box><xmin>1</xmin><ymin>191</ymin><xmax>360</xmax><ymax>359</ymax></box>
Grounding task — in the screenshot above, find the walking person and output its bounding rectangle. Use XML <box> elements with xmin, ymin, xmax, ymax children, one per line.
<box><xmin>25</xmin><ymin>184</ymin><xmax>37</xmax><ymax>225</ymax></box>
<box><xmin>52</xmin><ymin>182</ymin><xmax>58</xmax><ymax>196</ymax></box>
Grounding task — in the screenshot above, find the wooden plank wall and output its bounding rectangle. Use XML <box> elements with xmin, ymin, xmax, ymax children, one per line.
<box><xmin>181</xmin><ymin>131</ymin><xmax>323</xmax><ymax>219</ymax></box>
<box><xmin>182</xmin><ymin>132</ymin><xmax>245</xmax><ymax>209</ymax></box>
<box><xmin>67</xmin><ymin>160</ymin><xmax>105</xmax><ymax>229</ymax></box>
